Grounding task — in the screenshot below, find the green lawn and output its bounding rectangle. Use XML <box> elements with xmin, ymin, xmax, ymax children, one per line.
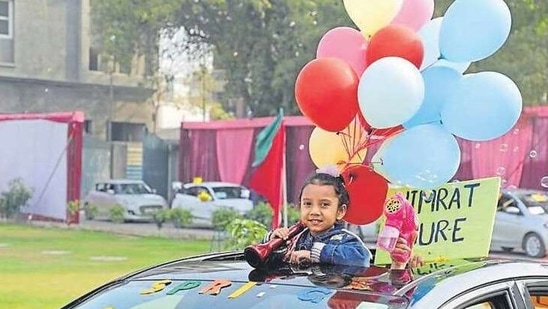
<box><xmin>0</xmin><ymin>223</ymin><xmax>210</xmax><ymax>309</ymax></box>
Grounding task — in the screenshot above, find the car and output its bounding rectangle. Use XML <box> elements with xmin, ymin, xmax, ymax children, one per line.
<box><xmin>83</xmin><ymin>179</ymin><xmax>168</xmax><ymax>222</ymax></box>
<box><xmin>61</xmin><ymin>250</ymin><xmax>548</xmax><ymax>309</ymax></box>
<box><xmin>491</xmin><ymin>189</ymin><xmax>548</xmax><ymax>258</ymax></box>
<box><xmin>170</xmin><ymin>181</ymin><xmax>254</xmax><ymax>228</ymax></box>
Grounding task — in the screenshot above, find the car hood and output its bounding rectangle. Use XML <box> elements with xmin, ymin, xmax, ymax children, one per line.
<box><xmin>116</xmin><ymin>194</ymin><xmax>166</xmax><ymax>205</ymax></box>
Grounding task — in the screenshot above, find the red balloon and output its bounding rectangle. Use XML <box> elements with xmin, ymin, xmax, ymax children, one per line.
<box><xmin>366</xmin><ymin>25</ymin><xmax>424</xmax><ymax>69</ymax></box>
<box><xmin>371</xmin><ymin>125</ymin><xmax>404</xmax><ymax>138</ymax></box>
<box><xmin>295</xmin><ymin>58</ymin><xmax>359</xmax><ymax>132</ymax></box>
<box><xmin>341</xmin><ymin>165</ymin><xmax>388</xmax><ymax>225</ymax></box>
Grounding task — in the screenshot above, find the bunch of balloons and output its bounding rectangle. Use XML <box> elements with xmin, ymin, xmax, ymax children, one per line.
<box><xmin>294</xmin><ymin>0</ymin><xmax>523</xmax><ymax>225</ymax></box>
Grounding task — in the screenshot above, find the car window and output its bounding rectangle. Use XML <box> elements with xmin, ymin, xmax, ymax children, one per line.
<box><xmin>114</xmin><ymin>183</ymin><xmax>152</xmax><ymax>195</ymax></box>
<box><xmin>525</xmin><ymin>282</ymin><xmax>548</xmax><ymax>309</ymax></box>
<box><xmin>185</xmin><ymin>186</ymin><xmax>208</xmax><ymax>197</ymax></box>
<box><xmin>211</xmin><ymin>186</ymin><xmax>244</xmax><ymax>199</ymax></box>
<box><xmin>518</xmin><ymin>192</ymin><xmax>548</xmax><ymax>215</ymax></box>
<box><xmin>95</xmin><ymin>183</ymin><xmax>106</xmax><ymax>191</ymax></box>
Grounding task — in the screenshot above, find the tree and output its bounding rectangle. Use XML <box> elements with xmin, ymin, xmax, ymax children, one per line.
<box><xmin>91</xmin><ymin>0</ymin><xmax>547</xmax><ymax>120</ymax></box>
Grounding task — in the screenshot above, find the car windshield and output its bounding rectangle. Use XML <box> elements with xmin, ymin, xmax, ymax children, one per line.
<box><xmin>115</xmin><ymin>183</ymin><xmax>152</xmax><ymax>195</ymax></box>
<box><xmin>69</xmin><ymin>280</ymin><xmax>409</xmax><ymax>309</ymax></box>
<box><xmin>519</xmin><ymin>192</ymin><xmax>548</xmax><ymax>215</ymax></box>
<box><xmin>211</xmin><ymin>186</ymin><xmax>245</xmax><ymax>200</ymax></box>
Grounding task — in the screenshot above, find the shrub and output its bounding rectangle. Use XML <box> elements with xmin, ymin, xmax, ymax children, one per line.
<box><xmin>170</xmin><ymin>208</ymin><xmax>193</xmax><ymax>228</ymax></box>
<box><xmin>66</xmin><ymin>200</ymin><xmax>80</xmax><ymax>225</ymax></box>
<box><xmin>0</xmin><ymin>178</ymin><xmax>33</xmax><ymax>219</ymax></box>
<box><xmin>152</xmin><ymin>209</ymin><xmax>171</xmax><ymax>229</ymax></box>
<box><xmin>211</xmin><ymin>207</ymin><xmax>243</xmax><ymax>231</ymax></box>
<box><xmin>224</xmin><ymin>219</ymin><xmax>268</xmax><ymax>250</ymax></box>
<box><xmin>109</xmin><ymin>204</ymin><xmax>125</xmax><ymax>223</ymax></box>
<box><xmin>83</xmin><ymin>203</ymin><xmax>99</xmax><ymax>220</ymax></box>
<box><xmin>245</xmin><ymin>202</ymin><xmax>273</xmax><ymax>228</ymax></box>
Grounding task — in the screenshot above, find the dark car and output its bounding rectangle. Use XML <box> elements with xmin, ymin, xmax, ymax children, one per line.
<box><xmin>62</xmin><ymin>251</ymin><xmax>548</xmax><ymax>309</ymax></box>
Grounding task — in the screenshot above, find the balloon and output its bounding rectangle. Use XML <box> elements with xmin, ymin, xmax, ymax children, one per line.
<box><xmin>343</xmin><ymin>0</ymin><xmax>403</xmax><ymax>37</ymax></box>
<box><xmin>418</xmin><ymin>17</ymin><xmax>470</xmax><ymax>72</ymax></box>
<box><xmin>308</xmin><ymin>125</ymin><xmax>367</xmax><ymax>171</ymax></box>
<box><xmin>358</xmin><ymin>57</ymin><xmax>424</xmax><ymax>129</ymax></box>
<box><xmin>391</xmin><ymin>0</ymin><xmax>434</xmax><ymax>31</ymax></box>
<box><xmin>439</xmin><ymin>0</ymin><xmax>512</xmax><ymax>62</ymax></box>
<box><xmin>380</xmin><ymin>124</ymin><xmax>461</xmax><ymax>189</ymax></box>
<box><xmin>366</xmin><ymin>25</ymin><xmax>424</xmax><ymax>68</ymax></box>
<box><xmin>295</xmin><ymin>58</ymin><xmax>359</xmax><ymax>132</ymax></box>
<box><xmin>341</xmin><ymin>165</ymin><xmax>388</xmax><ymax>225</ymax></box>
<box><xmin>441</xmin><ymin>72</ymin><xmax>523</xmax><ymax>141</ymax></box>
<box><xmin>317</xmin><ymin>27</ymin><xmax>369</xmax><ymax>76</ymax></box>
<box><xmin>404</xmin><ymin>66</ymin><xmax>462</xmax><ymax>129</ymax></box>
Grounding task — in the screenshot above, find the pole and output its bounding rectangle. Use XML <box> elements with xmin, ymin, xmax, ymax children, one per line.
<box><xmin>281</xmin><ymin>109</ymin><xmax>288</xmax><ymax>228</ymax></box>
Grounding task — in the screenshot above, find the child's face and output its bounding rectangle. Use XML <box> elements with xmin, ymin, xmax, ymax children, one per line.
<box><xmin>300</xmin><ymin>184</ymin><xmax>347</xmax><ymax>236</ymax></box>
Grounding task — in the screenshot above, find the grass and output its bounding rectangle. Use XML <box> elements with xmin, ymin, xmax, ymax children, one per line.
<box><xmin>0</xmin><ymin>223</ymin><xmax>211</xmax><ymax>309</ymax></box>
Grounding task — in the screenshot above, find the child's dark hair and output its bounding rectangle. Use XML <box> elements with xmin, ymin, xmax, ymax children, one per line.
<box><xmin>298</xmin><ymin>172</ymin><xmax>350</xmax><ymax>208</ymax></box>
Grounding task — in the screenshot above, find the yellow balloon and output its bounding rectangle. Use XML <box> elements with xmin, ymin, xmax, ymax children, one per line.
<box><xmin>308</xmin><ymin>126</ymin><xmax>367</xmax><ymax>171</ymax></box>
<box><xmin>343</xmin><ymin>0</ymin><xmax>403</xmax><ymax>37</ymax></box>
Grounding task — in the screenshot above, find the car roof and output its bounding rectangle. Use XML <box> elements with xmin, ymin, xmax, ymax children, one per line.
<box><xmin>97</xmin><ymin>179</ymin><xmax>145</xmax><ymax>184</ymax></box>
<box><xmin>64</xmin><ymin>252</ymin><xmax>548</xmax><ymax>309</ymax></box>
<box><xmin>185</xmin><ymin>182</ymin><xmax>244</xmax><ymax>188</ymax></box>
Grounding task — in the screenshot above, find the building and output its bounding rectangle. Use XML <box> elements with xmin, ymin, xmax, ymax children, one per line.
<box><xmin>0</xmin><ymin>0</ymin><xmax>154</xmax><ymax>141</ymax></box>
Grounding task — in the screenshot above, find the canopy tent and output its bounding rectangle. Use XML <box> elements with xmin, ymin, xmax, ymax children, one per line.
<box><xmin>0</xmin><ymin>111</ymin><xmax>83</xmax><ymax>222</ymax></box>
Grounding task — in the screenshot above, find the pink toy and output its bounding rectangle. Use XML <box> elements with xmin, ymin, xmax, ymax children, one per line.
<box><xmin>376</xmin><ymin>192</ymin><xmax>419</xmax><ymax>263</ymax></box>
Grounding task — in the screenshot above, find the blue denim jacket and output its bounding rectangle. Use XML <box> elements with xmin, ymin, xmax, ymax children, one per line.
<box><xmin>266</xmin><ymin>223</ymin><xmax>372</xmax><ymax>267</ymax></box>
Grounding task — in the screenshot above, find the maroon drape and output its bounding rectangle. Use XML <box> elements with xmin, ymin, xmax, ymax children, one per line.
<box><xmin>180</xmin><ymin>109</ymin><xmax>547</xmax><ymax>206</ymax></box>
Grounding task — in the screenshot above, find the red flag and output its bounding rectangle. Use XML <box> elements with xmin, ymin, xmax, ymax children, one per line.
<box><xmin>249</xmin><ymin>111</ymin><xmax>285</xmax><ymax>229</ymax></box>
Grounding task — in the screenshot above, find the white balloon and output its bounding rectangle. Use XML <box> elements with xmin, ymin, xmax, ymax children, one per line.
<box><xmin>358</xmin><ymin>57</ymin><xmax>425</xmax><ymax>129</ymax></box>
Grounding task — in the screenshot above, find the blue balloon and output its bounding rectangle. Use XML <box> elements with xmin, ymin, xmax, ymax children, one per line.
<box><xmin>441</xmin><ymin>72</ymin><xmax>523</xmax><ymax>141</ymax></box>
<box><xmin>404</xmin><ymin>66</ymin><xmax>462</xmax><ymax>129</ymax></box>
<box><xmin>418</xmin><ymin>17</ymin><xmax>471</xmax><ymax>72</ymax></box>
<box><xmin>381</xmin><ymin>124</ymin><xmax>461</xmax><ymax>189</ymax></box>
<box><xmin>440</xmin><ymin>0</ymin><xmax>512</xmax><ymax>62</ymax></box>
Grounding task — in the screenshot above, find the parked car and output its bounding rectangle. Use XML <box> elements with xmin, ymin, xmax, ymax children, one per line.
<box><xmin>62</xmin><ymin>250</ymin><xmax>548</xmax><ymax>309</ymax></box>
<box><xmin>170</xmin><ymin>181</ymin><xmax>254</xmax><ymax>227</ymax></box>
<box><xmin>83</xmin><ymin>179</ymin><xmax>168</xmax><ymax>222</ymax></box>
<box><xmin>491</xmin><ymin>189</ymin><xmax>548</xmax><ymax>258</ymax></box>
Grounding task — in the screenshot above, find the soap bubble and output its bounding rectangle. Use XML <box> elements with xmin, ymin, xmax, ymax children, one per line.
<box><xmin>499</xmin><ymin>144</ymin><xmax>508</xmax><ymax>152</ymax></box>
<box><xmin>541</xmin><ymin>176</ymin><xmax>548</xmax><ymax>188</ymax></box>
<box><xmin>298</xmin><ymin>144</ymin><xmax>305</xmax><ymax>150</ymax></box>
<box><xmin>496</xmin><ymin>167</ymin><xmax>506</xmax><ymax>176</ymax></box>
<box><xmin>421</xmin><ymin>190</ymin><xmax>435</xmax><ymax>202</ymax></box>
<box><xmin>530</xmin><ymin>150</ymin><xmax>538</xmax><ymax>158</ymax></box>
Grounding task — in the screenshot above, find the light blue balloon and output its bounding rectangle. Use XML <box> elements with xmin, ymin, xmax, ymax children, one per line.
<box><xmin>404</xmin><ymin>66</ymin><xmax>462</xmax><ymax>129</ymax></box>
<box><xmin>381</xmin><ymin>124</ymin><xmax>461</xmax><ymax>189</ymax></box>
<box><xmin>418</xmin><ymin>17</ymin><xmax>470</xmax><ymax>73</ymax></box>
<box><xmin>441</xmin><ymin>72</ymin><xmax>523</xmax><ymax>141</ymax></box>
<box><xmin>440</xmin><ymin>0</ymin><xmax>512</xmax><ymax>62</ymax></box>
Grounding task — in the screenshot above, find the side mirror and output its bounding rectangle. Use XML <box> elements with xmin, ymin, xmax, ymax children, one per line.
<box><xmin>107</xmin><ymin>189</ymin><xmax>115</xmax><ymax>194</ymax></box>
<box><xmin>151</xmin><ymin>188</ymin><xmax>157</xmax><ymax>194</ymax></box>
<box><xmin>505</xmin><ymin>206</ymin><xmax>520</xmax><ymax>214</ymax></box>
<box><xmin>172</xmin><ymin>181</ymin><xmax>183</xmax><ymax>192</ymax></box>
<box><xmin>241</xmin><ymin>189</ymin><xmax>250</xmax><ymax>199</ymax></box>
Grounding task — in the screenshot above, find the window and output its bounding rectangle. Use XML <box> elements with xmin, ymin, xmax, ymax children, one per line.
<box><xmin>0</xmin><ymin>0</ymin><xmax>13</xmax><ymax>38</ymax></box>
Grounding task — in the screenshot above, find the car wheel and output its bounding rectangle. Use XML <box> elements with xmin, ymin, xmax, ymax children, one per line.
<box><xmin>523</xmin><ymin>233</ymin><xmax>546</xmax><ymax>258</ymax></box>
<box><xmin>501</xmin><ymin>247</ymin><xmax>514</xmax><ymax>253</ymax></box>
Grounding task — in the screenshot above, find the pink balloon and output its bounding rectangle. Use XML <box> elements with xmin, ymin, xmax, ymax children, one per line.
<box><xmin>391</xmin><ymin>0</ymin><xmax>434</xmax><ymax>31</ymax></box>
<box><xmin>316</xmin><ymin>27</ymin><xmax>368</xmax><ymax>76</ymax></box>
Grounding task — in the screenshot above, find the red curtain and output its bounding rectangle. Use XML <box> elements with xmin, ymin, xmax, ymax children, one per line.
<box><xmin>216</xmin><ymin>128</ymin><xmax>254</xmax><ymax>184</ymax></box>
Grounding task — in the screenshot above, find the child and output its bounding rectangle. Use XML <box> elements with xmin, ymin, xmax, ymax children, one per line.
<box><xmin>268</xmin><ymin>170</ymin><xmax>417</xmax><ymax>269</ymax></box>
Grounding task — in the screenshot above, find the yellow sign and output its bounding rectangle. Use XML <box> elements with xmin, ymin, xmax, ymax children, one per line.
<box><xmin>374</xmin><ymin>177</ymin><xmax>501</xmax><ymax>265</ymax></box>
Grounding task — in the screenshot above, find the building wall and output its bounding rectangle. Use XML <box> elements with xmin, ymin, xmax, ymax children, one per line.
<box><xmin>0</xmin><ymin>0</ymin><xmax>154</xmax><ymax>140</ymax></box>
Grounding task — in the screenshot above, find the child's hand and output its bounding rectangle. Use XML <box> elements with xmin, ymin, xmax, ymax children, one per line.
<box><xmin>390</xmin><ymin>232</ymin><xmax>420</xmax><ymax>269</ymax></box>
<box><xmin>270</xmin><ymin>227</ymin><xmax>290</xmax><ymax>240</ymax></box>
<box><xmin>289</xmin><ymin>250</ymin><xmax>311</xmax><ymax>265</ymax></box>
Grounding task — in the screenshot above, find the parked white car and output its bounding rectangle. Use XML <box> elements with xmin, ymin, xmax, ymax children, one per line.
<box><xmin>170</xmin><ymin>181</ymin><xmax>254</xmax><ymax>228</ymax></box>
<box><xmin>83</xmin><ymin>179</ymin><xmax>168</xmax><ymax>222</ymax></box>
<box><xmin>491</xmin><ymin>189</ymin><xmax>548</xmax><ymax>258</ymax></box>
